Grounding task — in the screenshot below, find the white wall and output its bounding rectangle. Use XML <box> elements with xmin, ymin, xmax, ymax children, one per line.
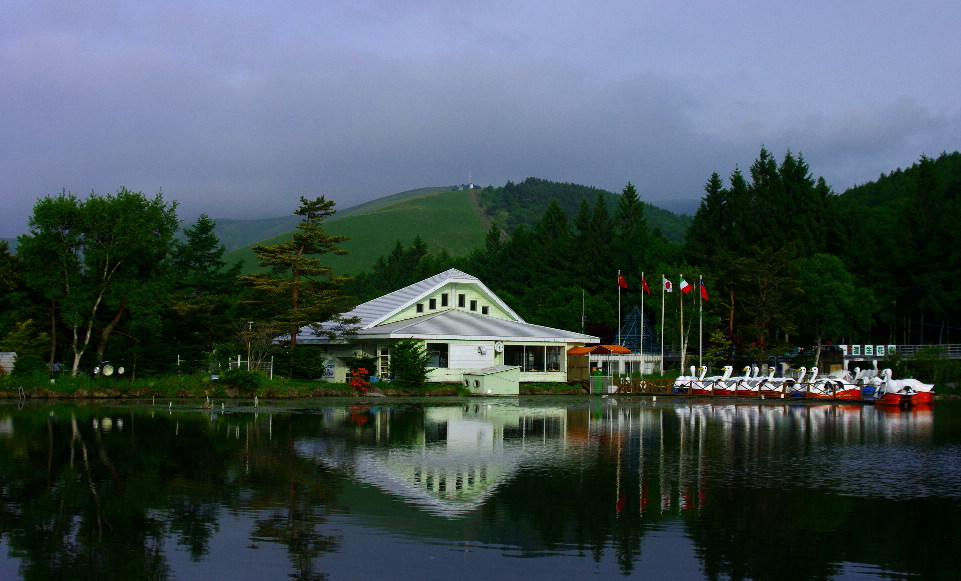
<box><xmin>449</xmin><ymin>344</ymin><xmax>494</xmax><ymax>369</ymax></box>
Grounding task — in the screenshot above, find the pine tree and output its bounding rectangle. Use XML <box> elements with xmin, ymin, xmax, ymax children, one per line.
<box><xmin>167</xmin><ymin>215</ymin><xmax>244</xmax><ymax>360</ymax></box>
<box><xmin>614</xmin><ymin>182</ymin><xmax>649</xmax><ymax>273</ymax></box>
<box><xmin>242</xmin><ymin>196</ymin><xmax>353</xmax><ymax>350</ymax></box>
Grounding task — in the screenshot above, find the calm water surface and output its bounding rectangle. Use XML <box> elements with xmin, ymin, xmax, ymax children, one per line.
<box><xmin>1</xmin><ymin>397</ymin><xmax>959</xmax><ymax>580</ymax></box>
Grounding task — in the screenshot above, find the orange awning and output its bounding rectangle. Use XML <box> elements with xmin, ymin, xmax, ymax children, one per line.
<box><xmin>567</xmin><ymin>344</ymin><xmax>632</xmax><ymax>355</ymax></box>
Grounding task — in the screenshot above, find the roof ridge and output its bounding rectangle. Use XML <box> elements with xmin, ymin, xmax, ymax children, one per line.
<box><xmin>386</xmin><ymin>310</ymin><xmax>447</xmax><ymax>333</ymax></box>
<box><xmin>348</xmin><ymin>269</ymin><xmax>483</xmax><ymax>328</ymax></box>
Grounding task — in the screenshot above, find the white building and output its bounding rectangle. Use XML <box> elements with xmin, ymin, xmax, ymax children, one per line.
<box><xmin>0</xmin><ymin>352</ymin><xmax>16</xmax><ymax>375</ymax></box>
<box><xmin>295</xmin><ymin>268</ymin><xmax>599</xmax><ymax>383</ymax></box>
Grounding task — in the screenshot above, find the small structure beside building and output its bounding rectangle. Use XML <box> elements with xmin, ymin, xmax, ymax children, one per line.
<box><xmin>294</xmin><ymin>269</ymin><xmax>599</xmax><ymax>384</ymax></box>
<box><xmin>567</xmin><ymin>344</ymin><xmax>662</xmax><ymax>379</ymax></box>
<box><xmin>567</xmin><ymin>345</ymin><xmax>632</xmax><ymax>382</ymax></box>
<box><xmin>463</xmin><ymin>365</ymin><xmax>520</xmax><ymax>395</ymax></box>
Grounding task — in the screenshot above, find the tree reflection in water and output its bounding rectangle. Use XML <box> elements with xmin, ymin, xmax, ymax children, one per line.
<box><xmin>0</xmin><ymin>399</ymin><xmax>958</xmax><ymax>580</ymax></box>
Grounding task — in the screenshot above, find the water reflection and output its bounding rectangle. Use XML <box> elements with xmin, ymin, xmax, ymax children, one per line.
<box><xmin>0</xmin><ymin>399</ymin><xmax>958</xmax><ymax>580</ymax></box>
<box><xmin>296</xmin><ymin>403</ymin><xmax>574</xmax><ymax>517</ymax></box>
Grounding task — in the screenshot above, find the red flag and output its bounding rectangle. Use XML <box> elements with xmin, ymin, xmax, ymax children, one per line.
<box><xmin>641</xmin><ymin>277</ymin><xmax>651</xmax><ymax>295</ymax></box>
<box><xmin>618</xmin><ymin>273</ymin><xmax>628</xmax><ymax>289</ymax></box>
<box><xmin>700</xmin><ymin>279</ymin><xmax>709</xmax><ymax>301</ymax></box>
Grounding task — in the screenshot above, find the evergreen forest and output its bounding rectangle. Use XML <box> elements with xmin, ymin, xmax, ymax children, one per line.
<box><xmin>2</xmin><ymin>148</ymin><xmax>961</xmax><ymax>381</ymax></box>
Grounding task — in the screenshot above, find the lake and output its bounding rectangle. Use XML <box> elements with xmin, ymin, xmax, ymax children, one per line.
<box><xmin>1</xmin><ymin>397</ymin><xmax>959</xmax><ymax>580</ymax></box>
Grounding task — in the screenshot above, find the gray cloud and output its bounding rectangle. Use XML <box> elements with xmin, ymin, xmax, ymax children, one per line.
<box><xmin>2</xmin><ymin>1</ymin><xmax>959</xmax><ymax>236</ymax></box>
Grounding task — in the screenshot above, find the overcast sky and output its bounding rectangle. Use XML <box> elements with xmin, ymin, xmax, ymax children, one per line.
<box><xmin>2</xmin><ymin>0</ymin><xmax>959</xmax><ymax>237</ymax></box>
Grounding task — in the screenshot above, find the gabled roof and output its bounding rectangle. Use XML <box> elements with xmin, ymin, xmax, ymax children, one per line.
<box><xmin>348</xmin><ymin>268</ymin><xmax>522</xmax><ymax>328</ymax></box>
<box><xmin>295</xmin><ymin>269</ymin><xmax>598</xmax><ymax>345</ymax></box>
<box><xmin>349</xmin><ymin>309</ymin><xmax>595</xmax><ymax>343</ymax></box>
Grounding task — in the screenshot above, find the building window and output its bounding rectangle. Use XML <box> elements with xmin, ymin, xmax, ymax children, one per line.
<box><xmin>429</xmin><ymin>298</ymin><xmax>437</xmax><ymax>310</ymax></box>
<box><xmin>441</xmin><ymin>293</ymin><xmax>449</xmax><ymax>307</ymax></box>
<box><xmin>504</xmin><ymin>345</ymin><xmax>525</xmax><ymax>369</ymax></box>
<box><xmin>481</xmin><ymin>306</ymin><xmax>489</xmax><ymax>315</ymax></box>
<box><xmin>503</xmin><ymin>345</ymin><xmax>562</xmax><ymax>372</ymax></box>
<box><xmin>379</xmin><ymin>347</ymin><xmax>390</xmax><ymax>377</ymax></box>
<box><xmin>416</xmin><ymin>303</ymin><xmax>424</xmax><ymax>313</ymax></box>
<box><xmin>547</xmin><ymin>346</ymin><xmax>561</xmax><ymax>371</ymax></box>
<box><xmin>469</xmin><ymin>299</ymin><xmax>477</xmax><ymax>311</ymax></box>
<box><xmin>427</xmin><ymin>343</ymin><xmax>449</xmax><ymax>368</ymax></box>
<box><xmin>458</xmin><ymin>294</ymin><xmax>466</xmax><ymax>308</ymax></box>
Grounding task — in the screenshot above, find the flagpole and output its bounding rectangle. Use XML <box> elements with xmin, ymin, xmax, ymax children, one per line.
<box><xmin>640</xmin><ymin>271</ymin><xmax>646</xmax><ymax>375</ymax></box>
<box><xmin>581</xmin><ymin>288</ymin><xmax>585</xmax><ymax>333</ymax></box>
<box><xmin>660</xmin><ymin>274</ymin><xmax>665</xmax><ymax>376</ymax></box>
<box><xmin>680</xmin><ymin>273</ymin><xmax>685</xmax><ymax>374</ymax></box>
<box><xmin>617</xmin><ymin>270</ymin><xmax>622</xmax><ymax>346</ymax></box>
<box><xmin>699</xmin><ymin>275</ymin><xmax>703</xmax><ymax>368</ymax></box>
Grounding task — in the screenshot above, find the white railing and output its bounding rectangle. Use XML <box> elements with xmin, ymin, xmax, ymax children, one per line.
<box><xmin>229</xmin><ymin>355</ymin><xmax>274</xmax><ymax>379</ymax></box>
<box><xmin>838</xmin><ymin>344</ymin><xmax>961</xmax><ymax>359</ymax></box>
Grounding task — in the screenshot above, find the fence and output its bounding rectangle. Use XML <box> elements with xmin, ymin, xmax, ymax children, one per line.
<box><xmin>177</xmin><ymin>355</ymin><xmax>274</xmax><ymax>379</ymax></box>
<box><xmin>228</xmin><ymin>355</ymin><xmax>274</xmax><ymax>379</ymax></box>
<box><xmin>864</xmin><ymin>344</ymin><xmax>961</xmax><ymax>359</ymax></box>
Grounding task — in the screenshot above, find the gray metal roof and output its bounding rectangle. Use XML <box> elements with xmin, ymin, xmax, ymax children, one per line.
<box><xmin>294</xmin><ymin>268</ymin><xmax>597</xmax><ymax>344</ymax></box>
<box><xmin>347</xmin><ymin>268</ymin><xmax>522</xmax><ymax>328</ymax></box>
<box><xmin>301</xmin><ymin>309</ymin><xmax>597</xmax><ymax>343</ymax></box>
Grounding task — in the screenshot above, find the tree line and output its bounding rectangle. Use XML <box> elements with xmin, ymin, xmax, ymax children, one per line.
<box><xmin>1</xmin><ymin>191</ymin><xmax>351</xmax><ymax>379</ymax></box>
<box><xmin>2</xmin><ymin>148</ymin><xmax>960</xmax><ymax>379</ymax></box>
<box><xmin>348</xmin><ymin>149</ymin><xmax>961</xmax><ymax>367</ymax></box>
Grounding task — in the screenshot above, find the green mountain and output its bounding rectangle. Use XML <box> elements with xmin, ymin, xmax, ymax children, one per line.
<box><xmin>221</xmin><ymin>180</ymin><xmax>693</xmax><ymax>276</ymax></box>
<box><xmin>212</xmin><ymin>187</ymin><xmax>452</xmax><ymax>254</ymax></box>
<box><xmin>210</xmin><ymin>215</ymin><xmax>301</xmax><ymax>252</ymax></box>
<box><xmin>223</xmin><ymin>187</ymin><xmax>486</xmax><ymax>275</ymax></box>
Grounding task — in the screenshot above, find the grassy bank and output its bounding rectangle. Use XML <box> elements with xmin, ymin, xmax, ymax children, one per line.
<box><xmin>0</xmin><ymin>373</ymin><xmax>591</xmax><ymax>399</ymax></box>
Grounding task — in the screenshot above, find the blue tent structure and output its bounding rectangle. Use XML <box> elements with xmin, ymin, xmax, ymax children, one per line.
<box><xmin>618</xmin><ymin>306</ymin><xmax>659</xmax><ymax>354</ymax></box>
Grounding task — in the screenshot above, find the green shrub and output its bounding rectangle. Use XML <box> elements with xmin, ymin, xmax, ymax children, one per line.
<box><xmin>389</xmin><ymin>339</ymin><xmax>431</xmax><ymax>388</ymax></box>
<box><xmin>10</xmin><ymin>355</ymin><xmax>48</xmax><ymax>378</ymax></box>
<box><xmin>219</xmin><ymin>368</ymin><xmax>266</xmax><ymax>395</ymax></box>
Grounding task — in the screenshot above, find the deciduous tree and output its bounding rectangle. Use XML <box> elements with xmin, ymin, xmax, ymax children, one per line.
<box><xmin>18</xmin><ymin>189</ymin><xmax>178</xmax><ymax>375</ymax></box>
<box><xmin>798</xmin><ymin>253</ymin><xmax>876</xmax><ymax>368</ymax></box>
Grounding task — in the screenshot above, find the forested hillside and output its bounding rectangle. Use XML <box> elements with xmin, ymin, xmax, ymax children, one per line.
<box><xmin>4</xmin><ymin>150</ymin><xmax>960</xmax><ymax>379</ymax></box>
<box><xmin>348</xmin><ymin>150</ymin><xmax>961</xmax><ymax>362</ymax></box>
<box><xmin>222</xmin><ymin>180</ymin><xmax>690</xmax><ymax>272</ymax></box>
<box><xmin>832</xmin><ymin>151</ymin><xmax>961</xmax><ymax>346</ymax></box>
<box><xmin>345</xmin><ymin>180</ymin><xmax>680</xmax><ymax>342</ymax></box>
<box><xmin>478</xmin><ymin>177</ymin><xmax>691</xmax><ymax>243</ymax></box>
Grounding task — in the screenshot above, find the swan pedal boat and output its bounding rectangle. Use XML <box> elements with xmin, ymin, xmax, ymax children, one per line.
<box><xmin>871</xmin><ymin>369</ymin><xmax>935</xmax><ymax>407</ymax></box>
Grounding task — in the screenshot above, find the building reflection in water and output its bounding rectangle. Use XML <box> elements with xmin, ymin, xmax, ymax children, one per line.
<box><xmin>293</xmin><ymin>400</ymin><xmax>936</xmax><ymax>520</ymax></box>
<box><xmin>0</xmin><ymin>400</ymin><xmax>950</xmax><ymax>580</ymax></box>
